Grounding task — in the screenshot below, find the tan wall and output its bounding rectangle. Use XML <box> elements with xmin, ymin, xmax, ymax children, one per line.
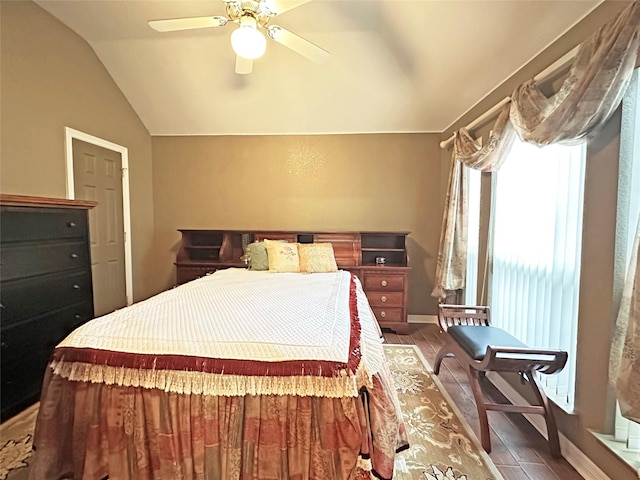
<box><xmin>2</xmin><ymin>0</ymin><xmax>634</xmax><ymax>476</ymax></box>
<box><xmin>0</xmin><ymin>0</ymin><xmax>159</xmax><ymax>301</ymax></box>
<box><xmin>152</xmin><ymin>134</ymin><xmax>442</xmax><ymax>315</ymax></box>
<box><xmin>438</xmin><ymin>2</ymin><xmax>637</xmax><ymax>479</ymax></box>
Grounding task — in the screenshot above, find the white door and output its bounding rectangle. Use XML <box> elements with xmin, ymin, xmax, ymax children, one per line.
<box><xmin>73</xmin><ymin>139</ymin><xmax>127</xmax><ymax>317</ymax></box>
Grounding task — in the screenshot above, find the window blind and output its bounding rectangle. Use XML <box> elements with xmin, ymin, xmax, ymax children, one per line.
<box><xmin>490</xmin><ymin>139</ymin><xmax>586</xmax><ymax>407</ymax></box>
<box><xmin>613</xmin><ymin>67</ymin><xmax>640</xmax><ymax>456</ymax></box>
<box><xmin>465</xmin><ymin>167</ymin><xmax>481</xmax><ymax>306</ymax></box>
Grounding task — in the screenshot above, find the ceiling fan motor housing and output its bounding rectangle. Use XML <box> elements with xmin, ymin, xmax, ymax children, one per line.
<box><xmin>226</xmin><ymin>0</ymin><xmax>272</xmax><ymax>27</ymax></box>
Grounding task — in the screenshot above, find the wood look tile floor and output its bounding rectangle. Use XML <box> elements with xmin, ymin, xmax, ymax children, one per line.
<box><xmin>383</xmin><ymin>323</ymin><xmax>584</xmax><ymax>480</ymax></box>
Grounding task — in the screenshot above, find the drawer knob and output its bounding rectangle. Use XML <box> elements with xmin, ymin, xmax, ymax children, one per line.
<box><xmin>67</xmin><ymin>221</ymin><xmax>77</xmax><ymax>228</ymax></box>
<box><xmin>74</xmin><ymin>314</ymin><xmax>82</xmax><ymax>320</ymax></box>
<box><xmin>73</xmin><ymin>284</ymin><xmax>80</xmax><ymax>290</ymax></box>
<box><xmin>381</xmin><ymin>295</ymin><xmax>387</xmax><ymax>302</ymax></box>
<box><xmin>70</xmin><ymin>253</ymin><xmax>79</xmax><ymax>259</ymax></box>
<box><xmin>380</xmin><ymin>311</ymin><xmax>386</xmax><ymax>318</ymax></box>
<box><xmin>380</xmin><ymin>280</ymin><xmax>387</xmax><ymax>287</ymax></box>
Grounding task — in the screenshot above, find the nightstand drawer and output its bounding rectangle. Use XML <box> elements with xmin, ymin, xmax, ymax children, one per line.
<box><xmin>363</xmin><ymin>273</ymin><xmax>405</xmax><ymax>292</ymax></box>
<box><xmin>371</xmin><ymin>307</ymin><xmax>403</xmax><ymax>323</ymax></box>
<box><xmin>366</xmin><ymin>291</ymin><xmax>404</xmax><ymax>307</ymax></box>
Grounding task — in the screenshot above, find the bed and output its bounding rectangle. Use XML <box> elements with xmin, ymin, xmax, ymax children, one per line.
<box><xmin>29</xmin><ymin>266</ymin><xmax>409</xmax><ymax>480</ymax></box>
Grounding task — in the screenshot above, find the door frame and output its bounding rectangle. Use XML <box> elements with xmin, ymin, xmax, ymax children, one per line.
<box><xmin>64</xmin><ymin>127</ymin><xmax>133</xmax><ymax>306</ymax></box>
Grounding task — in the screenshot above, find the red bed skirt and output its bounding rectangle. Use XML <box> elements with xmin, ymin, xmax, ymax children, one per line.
<box><xmin>30</xmin><ymin>362</ymin><xmax>408</xmax><ymax>480</ymax></box>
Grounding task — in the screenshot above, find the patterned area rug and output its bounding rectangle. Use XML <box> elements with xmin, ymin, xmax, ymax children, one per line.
<box><xmin>385</xmin><ymin>344</ymin><xmax>504</xmax><ymax>480</ymax></box>
<box><xmin>0</xmin><ymin>403</ymin><xmax>37</xmax><ymax>480</ymax></box>
<box><xmin>0</xmin><ymin>345</ymin><xmax>502</xmax><ymax>480</ymax></box>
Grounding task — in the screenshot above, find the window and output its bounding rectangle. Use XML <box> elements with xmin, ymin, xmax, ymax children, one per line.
<box><xmin>489</xmin><ymin>137</ymin><xmax>586</xmax><ymax>408</ymax></box>
<box><xmin>465</xmin><ymin>167</ymin><xmax>481</xmax><ymax>305</ymax></box>
<box><xmin>612</xmin><ymin>67</ymin><xmax>640</xmax><ymax>457</ymax></box>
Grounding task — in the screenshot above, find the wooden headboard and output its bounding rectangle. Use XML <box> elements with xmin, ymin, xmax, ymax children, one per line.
<box><xmin>175</xmin><ymin>229</ymin><xmax>411</xmax><ymax>334</ymax></box>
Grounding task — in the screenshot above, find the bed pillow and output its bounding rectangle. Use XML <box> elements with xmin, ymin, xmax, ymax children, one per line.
<box><xmin>264</xmin><ymin>239</ymin><xmax>301</xmax><ymax>273</ymax></box>
<box><xmin>298</xmin><ymin>243</ymin><xmax>338</xmax><ymax>273</ymax></box>
<box><xmin>245</xmin><ymin>241</ymin><xmax>269</xmax><ymax>271</ymax></box>
<box><xmin>245</xmin><ymin>240</ymin><xmax>288</xmax><ymax>270</ymax></box>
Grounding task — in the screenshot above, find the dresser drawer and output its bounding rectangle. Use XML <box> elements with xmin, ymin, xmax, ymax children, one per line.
<box><xmin>370</xmin><ymin>307</ymin><xmax>404</xmax><ymax>323</ymax></box>
<box><xmin>1</xmin><ymin>241</ymin><xmax>90</xmax><ymax>281</ymax></box>
<box><xmin>366</xmin><ymin>291</ymin><xmax>404</xmax><ymax>307</ymax></box>
<box><xmin>1</xmin><ymin>208</ymin><xmax>87</xmax><ymax>243</ymax></box>
<box><xmin>0</xmin><ymin>302</ymin><xmax>94</xmax><ymax>371</ymax></box>
<box><xmin>363</xmin><ymin>273</ymin><xmax>405</xmax><ymax>292</ymax></box>
<box><xmin>1</xmin><ymin>271</ymin><xmax>93</xmax><ymax>327</ymax></box>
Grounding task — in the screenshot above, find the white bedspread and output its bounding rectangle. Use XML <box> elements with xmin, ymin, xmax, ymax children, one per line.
<box><xmin>59</xmin><ymin>269</ymin><xmax>354</xmax><ymax>362</ymax></box>
<box><xmin>53</xmin><ymin>269</ymin><xmax>385</xmax><ymax>397</ymax></box>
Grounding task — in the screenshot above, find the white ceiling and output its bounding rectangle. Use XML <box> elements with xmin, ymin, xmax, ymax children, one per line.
<box><xmin>35</xmin><ymin>0</ymin><xmax>602</xmax><ymax>136</ymax></box>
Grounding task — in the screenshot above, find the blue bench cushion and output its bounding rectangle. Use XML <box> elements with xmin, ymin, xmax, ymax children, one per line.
<box><xmin>447</xmin><ymin>325</ymin><xmax>528</xmax><ymax>361</ymax></box>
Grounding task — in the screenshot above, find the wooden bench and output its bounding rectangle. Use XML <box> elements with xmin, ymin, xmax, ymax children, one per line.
<box><xmin>433</xmin><ymin>304</ymin><xmax>568</xmax><ymax>458</ymax></box>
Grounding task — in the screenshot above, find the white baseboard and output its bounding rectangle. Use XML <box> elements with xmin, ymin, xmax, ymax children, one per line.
<box><xmin>408</xmin><ymin>314</ymin><xmax>438</xmax><ymax>324</ymax></box>
<box><xmin>486</xmin><ymin>372</ymin><xmax>610</xmax><ymax>480</ymax></box>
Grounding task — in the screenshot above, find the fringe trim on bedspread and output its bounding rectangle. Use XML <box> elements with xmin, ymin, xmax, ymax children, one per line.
<box><xmin>48</xmin><ymin>274</ymin><xmax>371</xmax><ymax>398</ymax></box>
<box><xmin>49</xmin><ymin>359</ymin><xmax>374</xmax><ymax>397</ymax></box>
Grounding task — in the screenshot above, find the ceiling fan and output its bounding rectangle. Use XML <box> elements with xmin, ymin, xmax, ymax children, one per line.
<box><xmin>148</xmin><ymin>0</ymin><xmax>330</xmax><ymax>74</ymax></box>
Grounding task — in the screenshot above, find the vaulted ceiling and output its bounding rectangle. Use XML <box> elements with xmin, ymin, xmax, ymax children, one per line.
<box><xmin>35</xmin><ymin>0</ymin><xmax>602</xmax><ymax>136</ymax></box>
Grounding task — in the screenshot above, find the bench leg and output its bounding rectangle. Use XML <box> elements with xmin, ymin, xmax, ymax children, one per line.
<box><xmin>434</xmin><ymin>337</ymin><xmax>460</xmax><ymax>375</ymax></box>
<box><xmin>465</xmin><ymin>365</ymin><xmax>492</xmax><ymax>453</ymax></box>
<box><xmin>433</xmin><ymin>347</ymin><xmax>453</xmax><ymax>375</ymax></box>
<box><xmin>525</xmin><ymin>370</ymin><xmax>562</xmax><ymax>458</ymax></box>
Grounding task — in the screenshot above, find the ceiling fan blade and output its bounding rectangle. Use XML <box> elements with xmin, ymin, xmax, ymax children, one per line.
<box><xmin>148</xmin><ymin>16</ymin><xmax>228</xmax><ymax>32</ymax></box>
<box><xmin>235</xmin><ymin>55</ymin><xmax>253</xmax><ymax>75</ymax></box>
<box><xmin>267</xmin><ymin>25</ymin><xmax>329</xmax><ymax>63</ymax></box>
<box><xmin>261</xmin><ymin>0</ymin><xmax>312</xmax><ymax>16</ymax></box>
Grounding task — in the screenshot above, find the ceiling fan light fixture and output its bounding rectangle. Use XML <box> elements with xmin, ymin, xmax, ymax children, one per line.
<box><xmin>231</xmin><ymin>15</ymin><xmax>266</xmax><ymax>60</ymax></box>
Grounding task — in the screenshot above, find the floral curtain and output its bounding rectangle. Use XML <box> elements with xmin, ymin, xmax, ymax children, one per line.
<box><xmin>431</xmin><ymin>1</ymin><xmax>640</xmax><ymax>419</ymax></box>
<box><xmin>510</xmin><ymin>2</ymin><xmax>640</xmax><ymax>146</ymax></box>
<box><xmin>431</xmin><ymin>105</ymin><xmax>515</xmax><ymax>298</ymax></box>
<box><xmin>431</xmin><ymin>158</ymin><xmax>466</xmax><ymax>299</ymax></box>
<box><xmin>609</xmin><ymin>219</ymin><xmax>640</xmax><ymax>423</ymax></box>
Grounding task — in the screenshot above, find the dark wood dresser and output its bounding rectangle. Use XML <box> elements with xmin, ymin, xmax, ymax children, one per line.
<box><xmin>1</xmin><ymin>194</ymin><xmax>96</xmax><ymax>422</ymax></box>
<box><xmin>175</xmin><ymin>230</ymin><xmax>410</xmax><ymax>334</ymax></box>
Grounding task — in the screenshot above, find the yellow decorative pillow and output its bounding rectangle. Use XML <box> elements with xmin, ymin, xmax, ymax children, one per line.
<box><xmin>298</xmin><ymin>243</ymin><xmax>338</xmax><ymax>273</ymax></box>
<box><xmin>264</xmin><ymin>239</ymin><xmax>300</xmax><ymax>273</ymax></box>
